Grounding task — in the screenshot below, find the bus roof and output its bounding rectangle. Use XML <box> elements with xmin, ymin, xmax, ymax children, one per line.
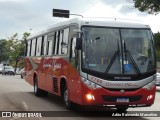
<box><xmin>27</xmin><ymin>17</ymin><xmax>151</xmax><ymax>40</ymax></box>
<box><xmin>48</xmin><ymin>17</ymin><xmax>150</xmax><ymax>30</ymax></box>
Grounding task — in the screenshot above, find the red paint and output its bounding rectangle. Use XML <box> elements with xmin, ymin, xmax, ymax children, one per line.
<box><xmin>24</xmin><ymin>56</ymin><xmax>156</xmax><ymax>107</ymax></box>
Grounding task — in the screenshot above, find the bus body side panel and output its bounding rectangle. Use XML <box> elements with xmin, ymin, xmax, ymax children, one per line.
<box><xmin>24</xmin><ymin>55</ymin><xmax>81</xmax><ymax>98</ymax></box>
<box><xmin>25</xmin><ymin>57</ymin><xmax>45</xmax><ymax>89</ymax></box>
<box><xmin>46</xmin><ymin>57</ymin><xmax>82</xmax><ymax>99</ymax></box>
<box><xmin>36</xmin><ymin>57</ymin><xmax>46</xmax><ymax>90</ymax></box>
<box><xmin>25</xmin><ymin>57</ymin><xmax>34</xmax><ymax>86</ymax></box>
<box><xmin>42</xmin><ymin>56</ymin><xmax>82</xmax><ymax>102</ymax></box>
<box><xmin>43</xmin><ymin>57</ymin><xmax>55</xmax><ymax>94</ymax></box>
<box><xmin>24</xmin><ymin>56</ymin><xmax>156</xmax><ymax>107</ymax></box>
<box><xmin>67</xmin><ymin>63</ymin><xmax>82</xmax><ymax>104</ymax></box>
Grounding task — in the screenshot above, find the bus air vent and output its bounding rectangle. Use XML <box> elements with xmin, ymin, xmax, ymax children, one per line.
<box><xmin>53</xmin><ymin>77</ymin><xmax>58</xmax><ymax>93</ymax></box>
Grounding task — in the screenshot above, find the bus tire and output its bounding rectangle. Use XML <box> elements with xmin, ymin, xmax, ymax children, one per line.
<box><xmin>116</xmin><ymin>105</ymin><xmax>129</xmax><ymax>112</ymax></box>
<box><xmin>63</xmin><ymin>86</ymin><xmax>75</xmax><ymax>110</ymax></box>
<box><xmin>34</xmin><ymin>76</ymin><xmax>48</xmax><ymax>97</ymax></box>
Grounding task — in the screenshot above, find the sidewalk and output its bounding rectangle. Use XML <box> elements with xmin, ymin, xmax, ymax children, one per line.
<box><xmin>156</xmin><ymin>86</ymin><xmax>160</xmax><ymax>92</ymax></box>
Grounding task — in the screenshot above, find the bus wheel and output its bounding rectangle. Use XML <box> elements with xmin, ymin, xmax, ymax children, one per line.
<box><xmin>63</xmin><ymin>86</ymin><xmax>75</xmax><ymax>110</ymax></box>
<box><xmin>116</xmin><ymin>105</ymin><xmax>129</xmax><ymax>112</ymax></box>
<box><xmin>34</xmin><ymin>76</ymin><xmax>48</xmax><ymax>97</ymax></box>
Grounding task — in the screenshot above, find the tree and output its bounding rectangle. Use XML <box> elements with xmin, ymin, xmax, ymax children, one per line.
<box><xmin>22</xmin><ymin>32</ymin><xmax>30</xmax><ymax>56</ymax></box>
<box><xmin>0</xmin><ymin>32</ymin><xmax>30</xmax><ymax>67</ymax></box>
<box><xmin>134</xmin><ymin>0</ymin><xmax>160</xmax><ymax>14</ymax></box>
<box><xmin>154</xmin><ymin>32</ymin><xmax>160</xmax><ymax>61</ymax></box>
<box><xmin>0</xmin><ymin>39</ymin><xmax>8</xmax><ymax>63</ymax></box>
<box><xmin>154</xmin><ymin>32</ymin><xmax>160</xmax><ymax>49</ymax></box>
<box><xmin>15</xmin><ymin>32</ymin><xmax>30</xmax><ymax>70</ymax></box>
<box><xmin>5</xmin><ymin>33</ymin><xmax>20</xmax><ymax>65</ymax></box>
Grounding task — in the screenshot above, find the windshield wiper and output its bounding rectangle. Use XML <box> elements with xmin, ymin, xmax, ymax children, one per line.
<box><xmin>105</xmin><ymin>50</ymin><xmax>119</xmax><ymax>73</ymax></box>
<box><xmin>123</xmin><ymin>41</ymin><xmax>141</xmax><ymax>75</ymax></box>
<box><xmin>105</xmin><ymin>39</ymin><xmax>121</xmax><ymax>74</ymax></box>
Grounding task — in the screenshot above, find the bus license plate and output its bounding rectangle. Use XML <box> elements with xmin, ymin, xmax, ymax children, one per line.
<box><xmin>117</xmin><ymin>98</ymin><xmax>129</xmax><ymax>103</ymax></box>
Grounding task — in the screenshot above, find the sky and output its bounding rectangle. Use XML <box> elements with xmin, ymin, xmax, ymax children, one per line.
<box><xmin>0</xmin><ymin>0</ymin><xmax>160</xmax><ymax>39</ymax></box>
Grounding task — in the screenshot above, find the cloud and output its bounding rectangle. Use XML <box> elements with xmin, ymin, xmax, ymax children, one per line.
<box><xmin>83</xmin><ymin>0</ymin><xmax>160</xmax><ymax>33</ymax></box>
<box><xmin>0</xmin><ymin>0</ymin><xmax>99</xmax><ymax>39</ymax></box>
<box><xmin>0</xmin><ymin>0</ymin><xmax>159</xmax><ymax>39</ymax></box>
<box><xmin>101</xmin><ymin>0</ymin><xmax>147</xmax><ymax>16</ymax></box>
<box><xmin>101</xmin><ymin>0</ymin><xmax>132</xmax><ymax>7</ymax></box>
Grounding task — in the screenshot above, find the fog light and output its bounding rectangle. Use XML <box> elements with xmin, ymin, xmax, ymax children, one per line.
<box><xmin>147</xmin><ymin>95</ymin><xmax>153</xmax><ymax>100</ymax></box>
<box><xmin>86</xmin><ymin>94</ymin><xmax>95</xmax><ymax>101</ymax></box>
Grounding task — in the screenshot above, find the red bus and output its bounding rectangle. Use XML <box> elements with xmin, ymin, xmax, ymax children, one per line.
<box><xmin>24</xmin><ymin>18</ymin><xmax>156</xmax><ymax>111</ymax></box>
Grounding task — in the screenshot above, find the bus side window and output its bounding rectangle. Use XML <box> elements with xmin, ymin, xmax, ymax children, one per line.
<box><xmin>53</xmin><ymin>32</ymin><xmax>56</xmax><ymax>55</ymax></box>
<box><xmin>36</xmin><ymin>37</ymin><xmax>42</xmax><ymax>56</ymax></box>
<box><xmin>29</xmin><ymin>40</ymin><xmax>32</xmax><ymax>56</ymax></box>
<box><xmin>59</xmin><ymin>30</ymin><xmax>63</xmax><ymax>54</ymax></box>
<box><xmin>61</xmin><ymin>28</ymin><xmax>69</xmax><ymax>55</ymax></box>
<box><xmin>55</xmin><ymin>31</ymin><xmax>60</xmax><ymax>55</ymax></box>
<box><xmin>72</xmin><ymin>38</ymin><xmax>76</xmax><ymax>58</ymax></box>
<box><xmin>27</xmin><ymin>40</ymin><xmax>31</xmax><ymax>56</ymax></box>
<box><xmin>41</xmin><ymin>36</ymin><xmax>44</xmax><ymax>55</ymax></box>
<box><xmin>43</xmin><ymin>35</ymin><xmax>48</xmax><ymax>56</ymax></box>
<box><xmin>31</xmin><ymin>38</ymin><xmax>36</xmax><ymax>56</ymax></box>
<box><xmin>47</xmin><ymin>35</ymin><xmax>54</xmax><ymax>56</ymax></box>
<box><xmin>70</xmin><ymin>37</ymin><xmax>77</xmax><ymax>68</ymax></box>
<box><xmin>34</xmin><ymin>38</ymin><xmax>37</xmax><ymax>56</ymax></box>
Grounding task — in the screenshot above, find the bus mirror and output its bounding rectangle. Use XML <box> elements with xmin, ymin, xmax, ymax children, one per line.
<box><xmin>76</xmin><ymin>38</ymin><xmax>82</xmax><ymax>50</ymax></box>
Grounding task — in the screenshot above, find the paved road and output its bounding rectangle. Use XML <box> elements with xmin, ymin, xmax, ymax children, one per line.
<box><xmin>0</xmin><ymin>75</ymin><xmax>159</xmax><ymax>120</ymax></box>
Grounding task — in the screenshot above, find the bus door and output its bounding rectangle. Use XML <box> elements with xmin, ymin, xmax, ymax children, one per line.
<box><xmin>68</xmin><ymin>37</ymin><xmax>81</xmax><ymax>102</ymax></box>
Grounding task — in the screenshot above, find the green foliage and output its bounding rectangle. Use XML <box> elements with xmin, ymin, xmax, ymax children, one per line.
<box><xmin>154</xmin><ymin>32</ymin><xmax>160</xmax><ymax>49</ymax></box>
<box><xmin>134</xmin><ymin>0</ymin><xmax>160</xmax><ymax>14</ymax></box>
<box><xmin>0</xmin><ymin>32</ymin><xmax>30</xmax><ymax>66</ymax></box>
<box><xmin>156</xmin><ymin>50</ymin><xmax>160</xmax><ymax>61</ymax></box>
<box><xmin>154</xmin><ymin>32</ymin><xmax>160</xmax><ymax>61</ymax></box>
<box><xmin>0</xmin><ymin>39</ymin><xmax>9</xmax><ymax>62</ymax></box>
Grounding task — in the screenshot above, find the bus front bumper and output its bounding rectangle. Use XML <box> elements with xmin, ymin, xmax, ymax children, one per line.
<box><xmin>80</xmin><ymin>84</ymin><xmax>156</xmax><ymax>107</ymax></box>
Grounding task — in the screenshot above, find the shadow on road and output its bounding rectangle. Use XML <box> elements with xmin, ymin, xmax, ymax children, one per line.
<box><xmin>26</xmin><ymin>92</ymin><xmax>152</xmax><ymax>119</ymax></box>
<box><xmin>0</xmin><ymin>92</ymin><xmax>153</xmax><ymax>119</ymax></box>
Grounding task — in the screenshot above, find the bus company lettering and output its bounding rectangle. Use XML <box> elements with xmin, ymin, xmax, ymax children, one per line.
<box><xmin>114</xmin><ymin>77</ymin><xmax>131</xmax><ymax>80</ymax></box>
<box><xmin>106</xmin><ymin>83</ymin><xmax>138</xmax><ymax>87</ymax></box>
<box><xmin>90</xmin><ymin>77</ymin><xmax>103</xmax><ymax>84</ymax></box>
<box><xmin>125</xmin><ymin>83</ymin><xmax>139</xmax><ymax>87</ymax></box>
<box><xmin>43</xmin><ymin>64</ymin><xmax>52</xmax><ymax>68</ymax></box>
<box><xmin>90</xmin><ymin>77</ymin><xmax>138</xmax><ymax>88</ymax></box>
<box><xmin>52</xmin><ymin>60</ymin><xmax>61</xmax><ymax>70</ymax></box>
<box><xmin>106</xmin><ymin>83</ymin><xmax>124</xmax><ymax>87</ymax></box>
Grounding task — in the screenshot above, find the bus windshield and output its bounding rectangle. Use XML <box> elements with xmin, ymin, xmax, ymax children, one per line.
<box><xmin>82</xmin><ymin>27</ymin><xmax>156</xmax><ymax>75</ymax></box>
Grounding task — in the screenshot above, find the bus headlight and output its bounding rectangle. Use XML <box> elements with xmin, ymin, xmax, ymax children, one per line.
<box><xmin>142</xmin><ymin>80</ymin><xmax>156</xmax><ymax>90</ymax></box>
<box><xmin>81</xmin><ymin>77</ymin><xmax>102</xmax><ymax>89</ymax></box>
